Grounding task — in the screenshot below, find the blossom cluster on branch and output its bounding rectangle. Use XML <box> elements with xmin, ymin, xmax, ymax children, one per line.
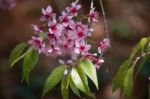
<box><xmin>29</xmin><ymin>0</ymin><xmax>110</xmax><ymax>69</ymax></box>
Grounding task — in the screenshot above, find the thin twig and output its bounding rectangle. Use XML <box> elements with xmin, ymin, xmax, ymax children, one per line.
<box><xmin>98</xmin><ymin>0</ymin><xmax>112</xmax><ymax>74</ymax></box>
<box><xmin>99</xmin><ymin>0</ymin><xmax>110</xmax><ymax>40</ymax></box>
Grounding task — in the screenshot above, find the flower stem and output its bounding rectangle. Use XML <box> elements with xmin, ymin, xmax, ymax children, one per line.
<box><xmin>99</xmin><ymin>0</ymin><xmax>112</xmax><ymax>73</ymax></box>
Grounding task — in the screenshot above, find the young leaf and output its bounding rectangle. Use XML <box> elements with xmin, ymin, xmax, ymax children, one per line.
<box><xmin>42</xmin><ymin>65</ymin><xmax>66</xmax><ymax>96</ymax></box>
<box><xmin>112</xmin><ymin>60</ymin><xmax>130</xmax><ymax>92</ymax></box>
<box><xmin>123</xmin><ymin>67</ymin><xmax>134</xmax><ymax>99</ymax></box>
<box><xmin>70</xmin><ymin>78</ymin><xmax>81</xmax><ymax>97</ymax></box>
<box><xmin>8</xmin><ymin>42</ymin><xmax>27</xmax><ymax>67</ymax></box>
<box><xmin>22</xmin><ymin>48</ymin><xmax>39</xmax><ymax>84</ymax></box>
<box><xmin>79</xmin><ymin>58</ymin><xmax>99</xmax><ymax>89</ymax></box>
<box><xmin>71</xmin><ymin>68</ymin><xmax>95</xmax><ymax>98</ymax></box>
<box><xmin>61</xmin><ymin>75</ymin><xmax>70</xmax><ymax>99</ymax></box>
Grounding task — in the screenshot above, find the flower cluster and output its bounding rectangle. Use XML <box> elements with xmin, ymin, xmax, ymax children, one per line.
<box><xmin>29</xmin><ymin>0</ymin><xmax>110</xmax><ymax>68</ymax></box>
<box><xmin>0</xmin><ymin>0</ymin><xmax>16</xmax><ymax>10</ymax></box>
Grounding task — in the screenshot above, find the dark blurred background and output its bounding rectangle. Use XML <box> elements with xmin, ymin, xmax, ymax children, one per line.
<box><xmin>0</xmin><ymin>0</ymin><xmax>150</xmax><ymax>99</ymax></box>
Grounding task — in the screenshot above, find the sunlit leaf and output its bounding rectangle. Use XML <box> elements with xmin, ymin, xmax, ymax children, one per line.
<box><xmin>8</xmin><ymin>42</ymin><xmax>27</xmax><ymax>67</ymax></box>
<box><xmin>71</xmin><ymin>68</ymin><xmax>89</xmax><ymax>95</ymax></box>
<box><xmin>70</xmin><ymin>78</ymin><xmax>81</xmax><ymax>97</ymax></box>
<box><xmin>22</xmin><ymin>48</ymin><xmax>39</xmax><ymax>84</ymax></box>
<box><xmin>123</xmin><ymin>67</ymin><xmax>134</xmax><ymax>99</ymax></box>
<box><xmin>42</xmin><ymin>65</ymin><xmax>66</xmax><ymax>96</ymax></box>
<box><xmin>79</xmin><ymin>58</ymin><xmax>98</xmax><ymax>89</ymax></box>
<box><xmin>71</xmin><ymin>68</ymin><xmax>95</xmax><ymax>98</ymax></box>
<box><xmin>113</xmin><ymin>60</ymin><xmax>130</xmax><ymax>92</ymax></box>
<box><xmin>76</xmin><ymin>66</ymin><xmax>91</xmax><ymax>93</ymax></box>
<box><xmin>139</xmin><ymin>37</ymin><xmax>149</xmax><ymax>53</ymax></box>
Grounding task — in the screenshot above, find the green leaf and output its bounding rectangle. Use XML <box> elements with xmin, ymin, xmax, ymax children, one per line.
<box><xmin>113</xmin><ymin>60</ymin><xmax>130</xmax><ymax>92</ymax></box>
<box><xmin>22</xmin><ymin>48</ymin><xmax>39</xmax><ymax>84</ymax></box>
<box><xmin>39</xmin><ymin>32</ymin><xmax>45</xmax><ymax>39</ymax></box>
<box><xmin>70</xmin><ymin>78</ymin><xmax>81</xmax><ymax>97</ymax></box>
<box><xmin>134</xmin><ymin>56</ymin><xmax>148</xmax><ymax>78</ymax></box>
<box><xmin>129</xmin><ymin>37</ymin><xmax>149</xmax><ymax>60</ymax></box>
<box><xmin>123</xmin><ymin>67</ymin><xmax>134</xmax><ymax>99</ymax></box>
<box><xmin>76</xmin><ymin>67</ymin><xmax>91</xmax><ymax>93</ymax></box>
<box><xmin>71</xmin><ymin>68</ymin><xmax>88</xmax><ymax>95</ymax></box>
<box><xmin>71</xmin><ymin>68</ymin><xmax>95</xmax><ymax>98</ymax></box>
<box><xmin>8</xmin><ymin>42</ymin><xmax>27</xmax><ymax>67</ymax></box>
<box><xmin>139</xmin><ymin>37</ymin><xmax>148</xmax><ymax>53</ymax></box>
<box><xmin>42</xmin><ymin>65</ymin><xmax>66</xmax><ymax>96</ymax></box>
<box><xmin>61</xmin><ymin>75</ymin><xmax>70</xmax><ymax>99</ymax></box>
<box><xmin>129</xmin><ymin>44</ymin><xmax>140</xmax><ymax>60</ymax></box>
<box><xmin>79</xmin><ymin>58</ymin><xmax>98</xmax><ymax>89</ymax></box>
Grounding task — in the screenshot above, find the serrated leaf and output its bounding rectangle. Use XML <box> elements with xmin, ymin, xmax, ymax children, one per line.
<box><xmin>113</xmin><ymin>60</ymin><xmax>131</xmax><ymax>92</ymax></box>
<box><xmin>123</xmin><ymin>67</ymin><xmax>134</xmax><ymax>99</ymax></box>
<box><xmin>61</xmin><ymin>75</ymin><xmax>70</xmax><ymax>99</ymax></box>
<box><xmin>8</xmin><ymin>42</ymin><xmax>27</xmax><ymax>67</ymax></box>
<box><xmin>70</xmin><ymin>78</ymin><xmax>81</xmax><ymax>97</ymax></box>
<box><xmin>79</xmin><ymin>59</ymin><xmax>98</xmax><ymax>89</ymax></box>
<box><xmin>42</xmin><ymin>65</ymin><xmax>66</xmax><ymax>96</ymax></box>
<box><xmin>22</xmin><ymin>48</ymin><xmax>39</xmax><ymax>84</ymax></box>
<box><xmin>71</xmin><ymin>68</ymin><xmax>95</xmax><ymax>98</ymax></box>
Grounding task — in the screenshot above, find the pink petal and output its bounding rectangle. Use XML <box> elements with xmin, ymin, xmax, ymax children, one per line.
<box><xmin>59</xmin><ymin>59</ymin><xmax>65</xmax><ymax>64</ymax></box>
<box><xmin>74</xmin><ymin>48</ymin><xmax>80</xmax><ymax>54</ymax></box>
<box><xmin>46</xmin><ymin>6</ymin><xmax>52</xmax><ymax>13</ymax></box>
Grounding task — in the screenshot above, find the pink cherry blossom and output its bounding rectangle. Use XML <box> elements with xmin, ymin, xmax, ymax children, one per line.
<box><xmin>48</xmin><ymin>18</ymin><xmax>63</xmax><ymax>37</ymax></box>
<box><xmin>28</xmin><ymin>37</ymin><xmax>45</xmax><ymax>53</ymax></box>
<box><xmin>31</xmin><ymin>25</ymin><xmax>42</xmax><ymax>33</ymax></box>
<box><xmin>40</xmin><ymin>5</ymin><xmax>56</xmax><ymax>21</ymax></box>
<box><xmin>88</xmin><ymin>8</ymin><xmax>98</xmax><ymax>23</ymax></box>
<box><xmin>66</xmin><ymin>1</ymin><xmax>81</xmax><ymax>16</ymax></box>
<box><xmin>85</xmin><ymin>53</ymin><xmax>104</xmax><ymax>68</ymax></box>
<box><xmin>46</xmin><ymin>32</ymin><xmax>57</xmax><ymax>40</ymax></box>
<box><xmin>59</xmin><ymin>11</ymin><xmax>73</xmax><ymax>26</ymax></box>
<box><xmin>28</xmin><ymin>1</ymin><xmax>109</xmax><ymax>69</ymax></box>
<box><xmin>95</xmin><ymin>58</ymin><xmax>104</xmax><ymax>69</ymax></box>
<box><xmin>98</xmin><ymin>38</ymin><xmax>110</xmax><ymax>53</ymax></box>
<box><xmin>73</xmin><ymin>22</ymin><xmax>89</xmax><ymax>40</ymax></box>
<box><xmin>74</xmin><ymin>41</ymin><xmax>91</xmax><ymax>55</ymax></box>
<box><xmin>47</xmin><ymin>45</ymin><xmax>61</xmax><ymax>55</ymax></box>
